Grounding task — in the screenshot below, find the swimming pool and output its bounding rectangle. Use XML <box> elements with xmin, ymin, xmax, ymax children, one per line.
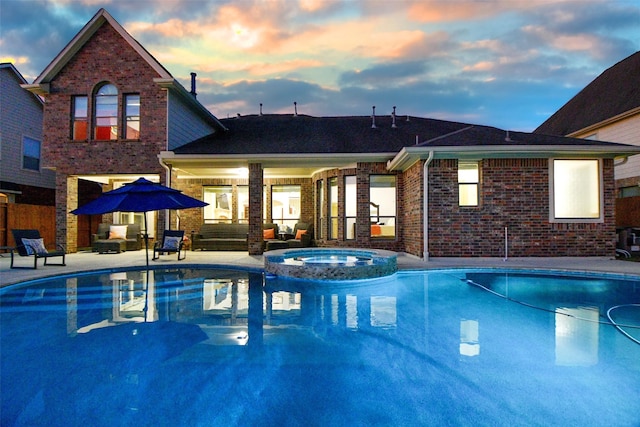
<box><xmin>1</xmin><ymin>267</ymin><xmax>639</xmax><ymax>426</ymax></box>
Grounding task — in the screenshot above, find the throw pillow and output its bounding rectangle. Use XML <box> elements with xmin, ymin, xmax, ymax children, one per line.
<box><xmin>163</xmin><ymin>236</ymin><xmax>182</xmax><ymax>250</ymax></box>
<box><xmin>109</xmin><ymin>225</ymin><xmax>128</xmax><ymax>240</ymax></box>
<box><xmin>295</xmin><ymin>229</ymin><xmax>307</xmax><ymax>240</ymax></box>
<box><xmin>22</xmin><ymin>238</ymin><xmax>48</xmax><ymax>255</ymax></box>
<box><xmin>263</xmin><ymin>228</ymin><xmax>275</xmax><ymax>239</ymax></box>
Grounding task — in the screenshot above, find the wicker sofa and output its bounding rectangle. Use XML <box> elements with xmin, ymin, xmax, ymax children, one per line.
<box><xmin>191</xmin><ymin>223</ymin><xmax>248</xmax><ymax>251</ymax></box>
<box><xmin>92</xmin><ymin>223</ymin><xmax>143</xmax><ymax>253</ymax></box>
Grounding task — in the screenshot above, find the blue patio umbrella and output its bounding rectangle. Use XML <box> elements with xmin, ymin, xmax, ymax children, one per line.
<box><xmin>71</xmin><ymin>177</ymin><xmax>208</xmax><ymax>267</ymax></box>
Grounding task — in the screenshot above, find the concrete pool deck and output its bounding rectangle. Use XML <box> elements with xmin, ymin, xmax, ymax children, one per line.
<box><xmin>1</xmin><ymin>249</ymin><xmax>638</xmax><ymax>287</ymax></box>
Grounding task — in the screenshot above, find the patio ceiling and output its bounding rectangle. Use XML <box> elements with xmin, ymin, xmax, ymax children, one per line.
<box><xmin>159</xmin><ymin>152</ymin><xmax>395</xmax><ymax>178</ymax></box>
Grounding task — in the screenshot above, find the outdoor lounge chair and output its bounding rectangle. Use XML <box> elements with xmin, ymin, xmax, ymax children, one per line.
<box><xmin>10</xmin><ymin>229</ymin><xmax>66</xmax><ymax>269</ymax></box>
<box><xmin>153</xmin><ymin>230</ymin><xmax>186</xmax><ymax>261</ymax></box>
<box><xmin>285</xmin><ymin>222</ymin><xmax>313</xmax><ymax>248</ymax></box>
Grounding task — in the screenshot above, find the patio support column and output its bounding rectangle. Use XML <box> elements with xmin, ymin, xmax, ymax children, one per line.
<box><xmin>58</xmin><ymin>174</ymin><xmax>78</xmax><ymax>253</ymax></box>
<box><xmin>248</xmin><ymin>163</ymin><xmax>263</xmax><ymax>255</ymax></box>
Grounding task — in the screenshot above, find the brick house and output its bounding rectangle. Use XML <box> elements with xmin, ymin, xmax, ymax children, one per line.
<box><xmin>23</xmin><ymin>8</ymin><xmax>640</xmax><ymax>258</ymax></box>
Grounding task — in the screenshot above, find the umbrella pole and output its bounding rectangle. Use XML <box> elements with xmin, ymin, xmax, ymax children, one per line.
<box><xmin>143</xmin><ymin>213</ymin><xmax>149</xmax><ymax>322</ymax></box>
<box><xmin>144</xmin><ymin>213</ymin><xmax>149</xmax><ymax>268</ymax></box>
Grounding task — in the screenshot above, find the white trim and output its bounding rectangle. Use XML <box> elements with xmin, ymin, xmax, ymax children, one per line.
<box><xmin>567</xmin><ymin>107</ymin><xmax>640</xmax><ymax>138</ymax></box>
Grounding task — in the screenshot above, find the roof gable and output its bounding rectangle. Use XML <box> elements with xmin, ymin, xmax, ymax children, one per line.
<box><xmin>535</xmin><ymin>51</ymin><xmax>640</xmax><ymax>136</ymax></box>
<box><xmin>31</xmin><ymin>8</ymin><xmax>172</xmax><ymax>86</ymax></box>
<box><xmin>0</xmin><ymin>63</ymin><xmax>43</xmax><ymax>106</ymax></box>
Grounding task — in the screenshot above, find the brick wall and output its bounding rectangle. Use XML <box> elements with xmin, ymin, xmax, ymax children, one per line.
<box><xmin>43</xmin><ymin>23</ymin><xmax>167</xmax><ymax>177</ymax></box>
<box><xmin>427</xmin><ymin>158</ymin><xmax>616</xmax><ymax>257</ymax></box>
<box><xmin>401</xmin><ymin>160</ymin><xmax>424</xmax><ymax>257</ymax></box>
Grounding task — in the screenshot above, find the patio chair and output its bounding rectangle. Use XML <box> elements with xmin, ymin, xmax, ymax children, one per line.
<box><xmin>285</xmin><ymin>222</ymin><xmax>313</xmax><ymax>248</ymax></box>
<box><xmin>153</xmin><ymin>230</ymin><xmax>186</xmax><ymax>261</ymax></box>
<box><xmin>10</xmin><ymin>229</ymin><xmax>66</xmax><ymax>269</ymax></box>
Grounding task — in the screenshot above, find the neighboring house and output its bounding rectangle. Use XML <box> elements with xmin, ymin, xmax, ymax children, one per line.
<box><xmin>535</xmin><ymin>51</ymin><xmax>640</xmax><ymax>253</ymax></box>
<box><xmin>24</xmin><ymin>8</ymin><xmax>640</xmax><ymax>258</ymax></box>
<box><xmin>22</xmin><ymin>9</ymin><xmax>226</xmax><ymax>252</ymax></box>
<box><xmin>0</xmin><ymin>63</ymin><xmax>55</xmax><ymax>205</ymax></box>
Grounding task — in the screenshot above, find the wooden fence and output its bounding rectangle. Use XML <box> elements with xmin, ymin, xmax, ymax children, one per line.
<box><xmin>1</xmin><ymin>203</ymin><xmax>99</xmax><ymax>250</ymax></box>
<box><xmin>2</xmin><ymin>203</ymin><xmax>56</xmax><ymax>248</ymax></box>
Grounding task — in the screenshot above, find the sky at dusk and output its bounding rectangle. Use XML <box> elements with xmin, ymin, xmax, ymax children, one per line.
<box><xmin>2</xmin><ymin>0</ymin><xmax>639</xmax><ymax>132</ymax></box>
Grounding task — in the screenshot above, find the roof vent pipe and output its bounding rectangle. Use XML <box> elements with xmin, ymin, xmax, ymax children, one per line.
<box><xmin>392</xmin><ymin>106</ymin><xmax>397</xmax><ymax>128</ymax></box>
<box><xmin>505</xmin><ymin>130</ymin><xmax>512</xmax><ymax>142</ymax></box>
<box><xmin>190</xmin><ymin>72</ymin><xmax>197</xmax><ymax>98</ymax></box>
<box><xmin>371</xmin><ymin>106</ymin><xmax>377</xmax><ymax>128</ymax></box>
<box><xmin>260</xmin><ymin>103</ymin><xmax>263</xmax><ymax>116</ymax></box>
<box><xmin>294</xmin><ymin>101</ymin><xmax>298</xmax><ymax>116</ymax></box>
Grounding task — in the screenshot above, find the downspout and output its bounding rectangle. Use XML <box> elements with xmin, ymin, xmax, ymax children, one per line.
<box><xmin>423</xmin><ymin>151</ymin><xmax>434</xmax><ymax>261</ymax></box>
<box><xmin>159</xmin><ymin>157</ymin><xmax>172</xmax><ymax>230</ymax></box>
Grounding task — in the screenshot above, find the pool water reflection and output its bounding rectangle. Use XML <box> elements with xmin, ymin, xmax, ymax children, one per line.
<box><xmin>1</xmin><ymin>268</ymin><xmax>639</xmax><ymax>426</ymax></box>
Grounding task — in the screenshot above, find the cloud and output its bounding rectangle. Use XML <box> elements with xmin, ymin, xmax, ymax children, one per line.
<box><xmin>408</xmin><ymin>1</ymin><xmax>509</xmax><ymax>22</ymax></box>
<box><xmin>1</xmin><ymin>0</ymin><xmax>638</xmax><ymax>133</ymax></box>
<box><xmin>339</xmin><ymin>61</ymin><xmax>428</xmax><ymax>87</ymax></box>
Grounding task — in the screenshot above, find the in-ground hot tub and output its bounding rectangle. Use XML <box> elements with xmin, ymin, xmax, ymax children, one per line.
<box><xmin>264</xmin><ymin>248</ymin><xmax>397</xmax><ymax>280</ymax></box>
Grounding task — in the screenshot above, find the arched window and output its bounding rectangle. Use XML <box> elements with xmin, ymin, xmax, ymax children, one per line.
<box><xmin>94</xmin><ymin>84</ymin><xmax>118</xmax><ymax>140</ymax></box>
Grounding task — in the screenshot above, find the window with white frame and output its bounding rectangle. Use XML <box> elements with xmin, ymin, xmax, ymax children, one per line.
<box><xmin>72</xmin><ymin>96</ymin><xmax>88</xmax><ymax>140</ymax></box>
<box><xmin>94</xmin><ymin>84</ymin><xmax>118</xmax><ymax>140</ymax></box>
<box><xmin>370</xmin><ymin>175</ymin><xmax>396</xmax><ymax>238</ymax></box>
<box><xmin>345</xmin><ymin>176</ymin><xmax>357</xmax><ymax>239</ymax></box>
<box><xmin>237</xmin><ymin>186</ymin><xmax>249</xmax><ymax>223</ymax></box>
<box><xmin>271</xmin><ymin>185</ymin><xmax>300</xmax><ymax>230</ymax></box>
<box><xmin>124</xmin><ymin>94</ymin><xmax>140</xmax><ymax>139</ymax></box>
<box><xmin>22</xmin><ymin>136</ymin><xmax>41</xmax><ymax>171</ymax></box>
<box><xmin>204</xmin><ymin>186</ymin><xmax>233</xmax><ymax>223</ymax></box>
<box><xmin>329</xmin><ymin>177</ymin><xmax>338</xmax><ymax>239</ymax></box>
<box><xmin>316</xmin><ymin>180</ymin><xmax>324</xmax><ymax>239</ymax></box>
<box><xmin>458</xmin><ymin>161</ymin><xmax>479</xmax><ymax>207</ymax></box>
<box><xmin>551</xmin><ymin>159</ymin><xmax>602</xmax><ymax>221</ymax></box>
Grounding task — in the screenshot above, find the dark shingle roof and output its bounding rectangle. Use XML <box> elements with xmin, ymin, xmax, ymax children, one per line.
<box><xmin>535</xmin><ymin>51</ymin><xmax>640</xmax><ymax>136</ymax></box>
<box><xmin>174</xmin><ymin>113</ymin><xmax>630</xmax><ymax>156</ymax></box>
<box><xmin>175</xmin><ymin>114</ymin><xmax>469</xmax><ymax>154</ymax></box>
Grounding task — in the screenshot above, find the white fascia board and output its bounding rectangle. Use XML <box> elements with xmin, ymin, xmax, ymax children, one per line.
<box><xmin>388</xmin><ymin>145</ymin><xmax>640</xmax><ymax>171</ymax></box>
<box><xmin>160</xmin><ymin>151</ymin><xmax>395</xmax><ymax>168</ymax></box>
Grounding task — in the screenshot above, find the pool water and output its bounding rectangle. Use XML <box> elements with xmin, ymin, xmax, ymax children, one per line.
<box><xmin>289</xmin><ymin>255</ymin><xmax>371</xmax><ymax>265</ymax></box>
<box><xmin>1</xmin><ymin>268</ymin><xmax>639</xmax><ymax>426</ymax></box>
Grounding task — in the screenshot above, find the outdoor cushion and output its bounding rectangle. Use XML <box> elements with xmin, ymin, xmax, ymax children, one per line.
<box><xmin>109</xmin><ymin>225</ymin><xmax>127</xmax><ymax>240</ymax></box>
<box><xmin>295</xmin><ymin>229</ymin><xmax>307</xmax><ymax>240</ymax></box>
<box><xmin>263</xmin><ymin>228</ymin><xmax>275</xmax><ymax>239</ymax></box>
<box><xmin>22</xmin><ymin>238</ymin><xmax>48</xmax><ymax>255</ymax></box>
<box><xmin>163</xmin><ymin>236</ymin><xmax>182</xmax><ymax>250</ymax></box>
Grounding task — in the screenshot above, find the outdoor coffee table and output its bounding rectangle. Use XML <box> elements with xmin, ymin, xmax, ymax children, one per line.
<box><xmin>95</xmin><ymin>239</ymin><xmax>126</xmax><ymax>254</ymax></box>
